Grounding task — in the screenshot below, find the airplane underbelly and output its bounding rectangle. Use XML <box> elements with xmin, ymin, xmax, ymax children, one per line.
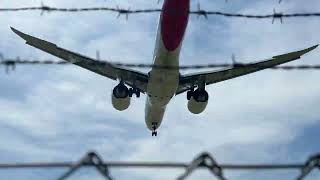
<box><xmin>145</xmin><ymin>102</ymin><xmax>165</xmax><ymax>130</ymax></box>
<box><xmin>147</xmin><ymin>69</ymin><xmax>179</xmax><ymax>107</ymax></box>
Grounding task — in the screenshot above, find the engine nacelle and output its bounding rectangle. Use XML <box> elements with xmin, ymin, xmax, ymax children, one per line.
<box><xmin>187</xmin><ymin>89</ymin><xmax>209</xmax><ymax>114</ymax></box>
<box><xmin>112</xmin><ymin>84</ymin><xmax>131</xmax><ymax>111</ymax></box>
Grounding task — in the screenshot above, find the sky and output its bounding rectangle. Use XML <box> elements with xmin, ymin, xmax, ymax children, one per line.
<box><xmin>1</xmin><ymin>0</ymin><xmax>320</xmax><ymax>179</ymax></box>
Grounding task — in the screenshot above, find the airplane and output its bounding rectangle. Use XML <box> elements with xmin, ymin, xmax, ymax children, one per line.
<box><xmin>11</xmin><ymin>0</ymin><xmax>318</xmax><ymax>136</ymax></box>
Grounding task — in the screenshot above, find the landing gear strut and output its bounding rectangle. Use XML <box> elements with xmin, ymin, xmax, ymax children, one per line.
<box><xmin>129</xmin><ymin>87</ymin><xmax>140</xmax><ymax>98</ymax></box>
<box><xmin>151</xmin><ymin>122</ymin><xmax>158</xmax><ymax>137</ymax></box>
<box><xmin>187</xmin><ymin>90</ymin><xmax>193</xmax><ymax>100</ymax></box>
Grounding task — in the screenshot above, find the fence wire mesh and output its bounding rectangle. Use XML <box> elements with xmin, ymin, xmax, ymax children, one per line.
<box><xmin>0</xmin><ymin>151</ymin><xmax>319</xmax><ymax>180</ymax></box>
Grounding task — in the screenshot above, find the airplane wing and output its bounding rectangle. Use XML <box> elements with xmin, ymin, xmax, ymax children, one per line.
<box><xmin>11</xmin><ymin>27</ymin><xmax>148</xmax><ymax>93</ymax></box>
<box><xmin>177</xmin><ymin>45</ymin><xmax>318</xmax><ymax>94</ymax></box>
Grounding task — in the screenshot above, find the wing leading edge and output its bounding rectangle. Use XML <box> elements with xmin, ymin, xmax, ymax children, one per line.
<box><xmin>177</xmin><ymin>45</ymin><xmax>318</xmax><ymax>94</ymax></box>
<box><xmin>10</xmin><ymin>27</ymin><xmax>149</xmax><ymax>93</ymax></box>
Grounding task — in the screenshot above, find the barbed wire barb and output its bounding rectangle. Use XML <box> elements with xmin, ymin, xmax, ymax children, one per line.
<box><xmin>272</xmin><ymin>8</ymin><xmax>283</xmax><ymax>24</ymax></box>
<box><xmin>177</xmin><ymin>152</ymin><xmax>226</xmax><ymax>180</ymax></box>
<box><xmin>58</xmin><ymin>151</ymin><xmax>113</xmax><ymax>180</ymax></box>
<box><xmin>231</xmin><ymin>53</ymin><xmax>245</xmax><ymax>68</ymax></box>
<box><xmin>116</xmin><ymin>5</ymin><xmax>130</xmax><ymax>20</ymax></box>
<box><xmin>0</xmin><ymin>54</ymin><xmax>17</xmax><ymax>74</ymax></box>
<box><xmin>196</xmin><ymin>2</ymin><xmax>208</xmax><ymax>19</ymax></box>
<box><xmin>296</xmin><ymin>153</ymin><xmax>320</xmax><ymax>180</ymax></box>
<box><xmin>40</xmin><ymin>2</ymin><xmax>51</xmax><ymax>16</ymax></box>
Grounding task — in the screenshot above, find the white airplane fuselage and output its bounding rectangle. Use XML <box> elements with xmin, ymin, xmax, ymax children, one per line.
<box><xmin>145</xmin><ymin>0</ymin><xmax>190</xmax><ymax>131</ymax></box>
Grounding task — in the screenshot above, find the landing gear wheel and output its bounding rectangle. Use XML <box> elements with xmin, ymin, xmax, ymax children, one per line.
<box><xmin>129</xmin><ymin>88</ymin><xmax>140</xmax><ymax>98</ymax></box>
<box><xmin>187</xmin><ymin>90</ymin><xmax>193</xmax><ymax>100</ymax></box>
<box><xmin>152</xmin><ymin>131</ymin><xmax>157</xmax><ymax>136</ymax></box>
<box><xmin>151</xmin><ymin>122</ymin><xmax>158</xmax><ymax>137</ymax></box>
<box><xmin>128</xmin><ymin>88</ymin><xmax>133</xmax><ymax>97</ymax></box>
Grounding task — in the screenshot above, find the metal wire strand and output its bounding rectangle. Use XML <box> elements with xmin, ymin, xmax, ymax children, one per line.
<box><xmin>2</xmin><ymin>59</ymin><xmax>320</xmax><ymax>73</ymax></box>
<box><xmin>1</xmin><ymin>5</ymin><xmax>320</xmax><ymax>21</ymax></box>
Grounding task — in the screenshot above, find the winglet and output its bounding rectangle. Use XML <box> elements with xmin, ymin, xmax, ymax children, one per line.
<box><xmin>10</xmin><ymin>26</ymin><xmax>18</xmax><ymax>33</ymax></box>
<box><xmin>10</xmin><ymin>27</ymin><xmax>57</xmax><ymax>49</ymax></box>
<box><xmin>297</xmin><ymin>44</ymin><xmax>319</xmax><ymax>55</ymax></box>
<box><xmin>272</xmin><ymin>44</ymin><xmax>318</xmax><ymax>60</ymax></box>
<box><xmin>10</xmin><ymin>27</ymin><xmax>30</xmax><ymax>42</ymax></box>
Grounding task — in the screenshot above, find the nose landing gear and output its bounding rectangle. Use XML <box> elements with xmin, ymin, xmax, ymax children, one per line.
<box><xmin>151</xmin><ymin>122</ymin><xmax>158</xmax><ymax>137</ymax></box>
<box><xmin>152</xmin><ymin>130</ymin><xmax>157</xmax><ymax>136</ymax></box>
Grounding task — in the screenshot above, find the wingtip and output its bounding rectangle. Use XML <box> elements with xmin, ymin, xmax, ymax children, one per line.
<box><xmin>272</xmin><ymin>44</ymin><xmax>318</xmax><ymax>59</ymax></box>
<box><xmin>312</xmin><ymin>44</ymin><xmax>319</xmax><ymax>49</ymax></box>
<box><xmin>303</xmin><ymin>44</ymin><xmax>319</xmax><ymax>54</ymax></box>
<box><xmin>10</xmin><ymin>26</ymin><xmax>20</xmax><ymax>35</ymax></box>
<box><xmin>310</xmin><ymin>44</ymin><xmax>318</xmax><ymax>49</ymax></box>
<box><xmin>10</xmin><ymin>27</ymin><xmax>33</xmax><ymax>43</ymax></box>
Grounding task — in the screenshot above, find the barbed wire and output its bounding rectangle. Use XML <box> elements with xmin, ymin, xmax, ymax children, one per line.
<box><xmin>1</xmin><ymin>58</ymin><xmax>320</xmax><ymax>74</ymax></box>
<box><xmin>0</xmin><ymin>151</ymin><xmax>319</xmax><ymax>180</ymax></box>
<box><xmin>1</xmin><ymin>3</ymin><xmax>320</xmax><ymax>22</ymax></box>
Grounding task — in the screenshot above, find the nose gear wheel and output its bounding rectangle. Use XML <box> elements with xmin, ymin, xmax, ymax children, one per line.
<box><xmin>151</xmin><ymin>122</ymin><xmax>158</xmax><ymax>137</ymax></box>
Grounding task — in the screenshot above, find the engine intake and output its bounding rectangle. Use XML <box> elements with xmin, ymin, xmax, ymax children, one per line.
<box><xmin>193</xmin><ymin>89</ymin><xmax>209</xmax><ymax>102</ymax></box>
<box><xmin>113</xmin><ymin>83</ymin><xmax>129</xmax><ymax>98</ymax></box>
<box><xmin>187</xmin><ymin>89</ymin><xmax>209</xmax><ymax>114</ymax></box>
<box><xmin>112</xmin><ymin>83</ymin><xmax>130</xmax><ymax>111</ymax></box>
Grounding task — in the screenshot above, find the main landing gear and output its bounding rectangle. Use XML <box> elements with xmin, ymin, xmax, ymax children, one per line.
<box><xmin>187</xmin><ymin>89</ymin><xmax>194</xmax><ymax>100</ymax></box>
<box><xmin>129</xmin><ymin>87</ymin><xmax>140</xmax><ymax>98</ymax></box>
<box><xmin>151</xmin><ymin>122</ymin><xmax>158</xmax><ymax>137</ymax></box>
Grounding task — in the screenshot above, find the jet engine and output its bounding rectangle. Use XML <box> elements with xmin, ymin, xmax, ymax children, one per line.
<box><xmin>112</xmin><ymin>83</ymin><xmax>131</xmax><ymax>111</ymax></box>
<box><xmin>187</xmin><ymin>89</ymin><xmax>209</xmax><ymax>114</ymax></box>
